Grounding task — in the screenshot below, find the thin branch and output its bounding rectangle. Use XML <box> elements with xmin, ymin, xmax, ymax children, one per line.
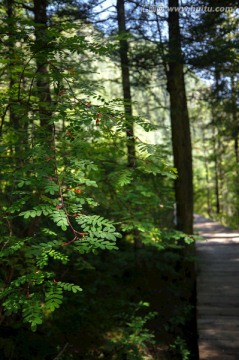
<box><xmin>0</xmin><ymin>104</ymin><xmax>10</xmax><ymax>137</ymax></box>
<box><xmin>52</xmin><ymin>123</ymin><xmax>86</xmax><ymax>244</ymax></box>
<box><xmin>53</xmin><ymin>343</ymin><xmax>69</xmax><ymax>360</ymax></box>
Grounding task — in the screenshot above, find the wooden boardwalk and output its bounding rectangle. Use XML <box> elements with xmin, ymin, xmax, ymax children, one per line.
<box><xmin>195</xmin><ymin>214</ymin><xmax>239</xmax><ymax>359</ymax></box>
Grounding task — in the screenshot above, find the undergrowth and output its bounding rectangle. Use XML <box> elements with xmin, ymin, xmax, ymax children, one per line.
<box><xmin>0</xmin><ymin>238</ymin><xmax>198</xmax><ymax>360</ymax></box>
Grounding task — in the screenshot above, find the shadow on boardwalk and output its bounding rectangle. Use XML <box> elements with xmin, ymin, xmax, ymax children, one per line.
<box><xmin>194</xmin><ymin>214</ymin><xmax>239</xmax><ymax>360</ymax></box>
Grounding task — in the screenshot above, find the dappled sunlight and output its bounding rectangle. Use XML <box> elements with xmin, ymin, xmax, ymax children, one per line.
<box><xmin>197</xmin><ymin>235</ymin><xmax>239</xmax><ymax>243</ymax></box>
<box><xmin>194</xmin><ymin>214</ymin><xmax>239</xmax><ymax>242</ymax></box>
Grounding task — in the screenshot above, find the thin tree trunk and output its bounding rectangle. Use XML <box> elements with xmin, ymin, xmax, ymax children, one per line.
<box><xmin>166</xmin><ymin>0</ymin><xmax>193</xmax><ymax>234</ymax></box>
<box><xmin>116</xmin><ymin>0</ymin><xmax>136</xmax><ymax>168</ymax></box>
<box><xmin>235</xmin><ymin>137</ymin><xmax>239</xmax><ymax>164</ymax></box>
<box><xmin>201</xmin><ymin>125</ymin><xmax>212</xmax><ymax>217</ymax></box>
<box><xmin>117</xmin><ymin>0</ymin><xmax>141</xmax><ymax>251</ymax></box>
<box><xmin>231</xmin><ymin>75</ymin><xmax>239</xmax><ymax>164</ymax></box>
<box><xmin>212</xmin><ymin>128</ymin><xmax>220</xmax><ymax>215</ymax></box>
<box><xmin>215</xmin><ymin>157</ymin><xmax>220</xmax><ymax>215</ymax></box>
<box><xmin>213</xmin><ymin>70</ymin><xmax>224</xmax><ymax>216</ymax></box>
<box><xmin>7</xmin><ymin>0</ymin><xmax>19</xmax><ymax>131</ymax></box>
<box><xmin>33</xmin><ymin>0</ymin><xmax>52</xmax><ymax>128</ymax></box>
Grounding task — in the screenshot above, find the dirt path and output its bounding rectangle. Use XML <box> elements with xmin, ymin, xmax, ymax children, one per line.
<box><xmin>194</xmin><ymin>214</ymin><xmax>239</xmax><ymax>359</ymax></box>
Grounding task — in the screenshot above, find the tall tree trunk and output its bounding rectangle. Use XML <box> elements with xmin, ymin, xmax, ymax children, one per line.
<box><xmin>235</xmin><ymin>136</ymin><xmax>239</xmax><ymax>164</ymax></box>
<box><xmin>166</xmin><ymin>0</ymin><xmax>193</xmax><ymax>234</ymax></box>
<box><xmin>212</xmin><ymin>70</ymin><xmax>222</xmax><ymax>216</ymax></box>
<box><xmin>117</xmin><ymin>0</ymin><xmax>141</xmax><ymax>252</ymax></box>
<box><xmin>7</xmin><ymin>0</ymin><xmax>19</xmax><ymax>131</ymax></box>
<box><xmin>166</xmin><ymin>5</ymin><xmax>197</xmax><ymax>354</ymax></box>
<box><xmin>201</xmin><ymin>125</ymin><xmax>212</xmax><ymax>217</ymax></box>
<box><xmin>231</xmin><ymin>75</ymin><xmax>239</xmax><ymax>164</ymax></box>
<box><xmin>33</xmin><ymin>0</ymin><xmax>52</xmax><ymax>128</ymax></box>
<box><xmin>116</xmin><ymin>0</ymin><xmax>136</xmax><ymax>168</ymax></box>
<box><xmin>231</xmin><ymin>76</ymin><xmax>239</xmax><ymax>219</ymax></box>
<box><xmin>212</xmin><ymin>127</ymin><xmax>221</xmax><ymax>215</ymax></box>
<box><xmin>214</xmin><ymin>157</ymin><xmax>220</xmax><ymax>215</ymax></box>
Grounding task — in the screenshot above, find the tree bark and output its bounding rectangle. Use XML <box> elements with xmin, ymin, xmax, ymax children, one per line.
<box><xmin>117</xmin><ymin>0</ymin><xmax>142</xmax><ymax>252</ymax></box>
<box><xmin>33</xmin><ymin>0</ymin><xmax>52</xmax><ymax>128</ymax></box>
<box><xmin>116</xmin><ymin>0</ymin><xmax>136</xmax><ymax>168</ymax></box>
<box><xmin>166</xmin><ymin>0</ymin><xmax>193</xmax><ymax>234</ymax></box>
<box><xmin>214</xmin><ymin>155</ymin><xmax>220</xmax><ymax>215</ymax></box>
<box><xmin>201</xmin><ymin>125</ymin><xmax>212</xmax><ymax>217</ymax></box>
<box><xmin>231</xmin><ymin>75</ymin><xmax>239</xmax><ymax>164</ymax></box>
<box><xmin>7</xmin><ymin>0</ymin><xmax>19</xmax><ymax>131</ymax></box>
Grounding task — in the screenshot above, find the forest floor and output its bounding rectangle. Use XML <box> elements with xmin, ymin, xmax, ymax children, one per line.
<box><xmin>194</xmin><ymin>214</ymin><xmax>239</xmax><ymax>360</ymax></box>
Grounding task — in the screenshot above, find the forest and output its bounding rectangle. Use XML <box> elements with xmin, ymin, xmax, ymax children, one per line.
<box><xmin>0</xmin><ymin>0</ymin><xmax>238</xmax><ymax>359</ymax></box>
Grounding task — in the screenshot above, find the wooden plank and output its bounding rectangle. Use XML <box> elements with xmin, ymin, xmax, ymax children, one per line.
<box><xmin>197</xmin><ymin>306</ymin><xmax>239</xmax><ymax>316</ymax></box>
<box><xmin>198</xmin><ymin>317</ymin><xmax>239</xmax><ymax>325</ymax></box>
<box><xmin>198</xmin><ymin>342</ymin><xmax>236</xmax><ymax>360</ymax></box>
<box><xmin>198</xmin><ymin>336</ymin><xmax>239</xmax><ymax>350</ymax></box>
<box><xmin>199</xmin><ymin>329</ymin><xmax>239</xmax><ymax>338</ymax></box>
<box><xmin>197</xmin><ymin>299</ymin><xmax>239</xmax><ymax>306</ymax></box>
